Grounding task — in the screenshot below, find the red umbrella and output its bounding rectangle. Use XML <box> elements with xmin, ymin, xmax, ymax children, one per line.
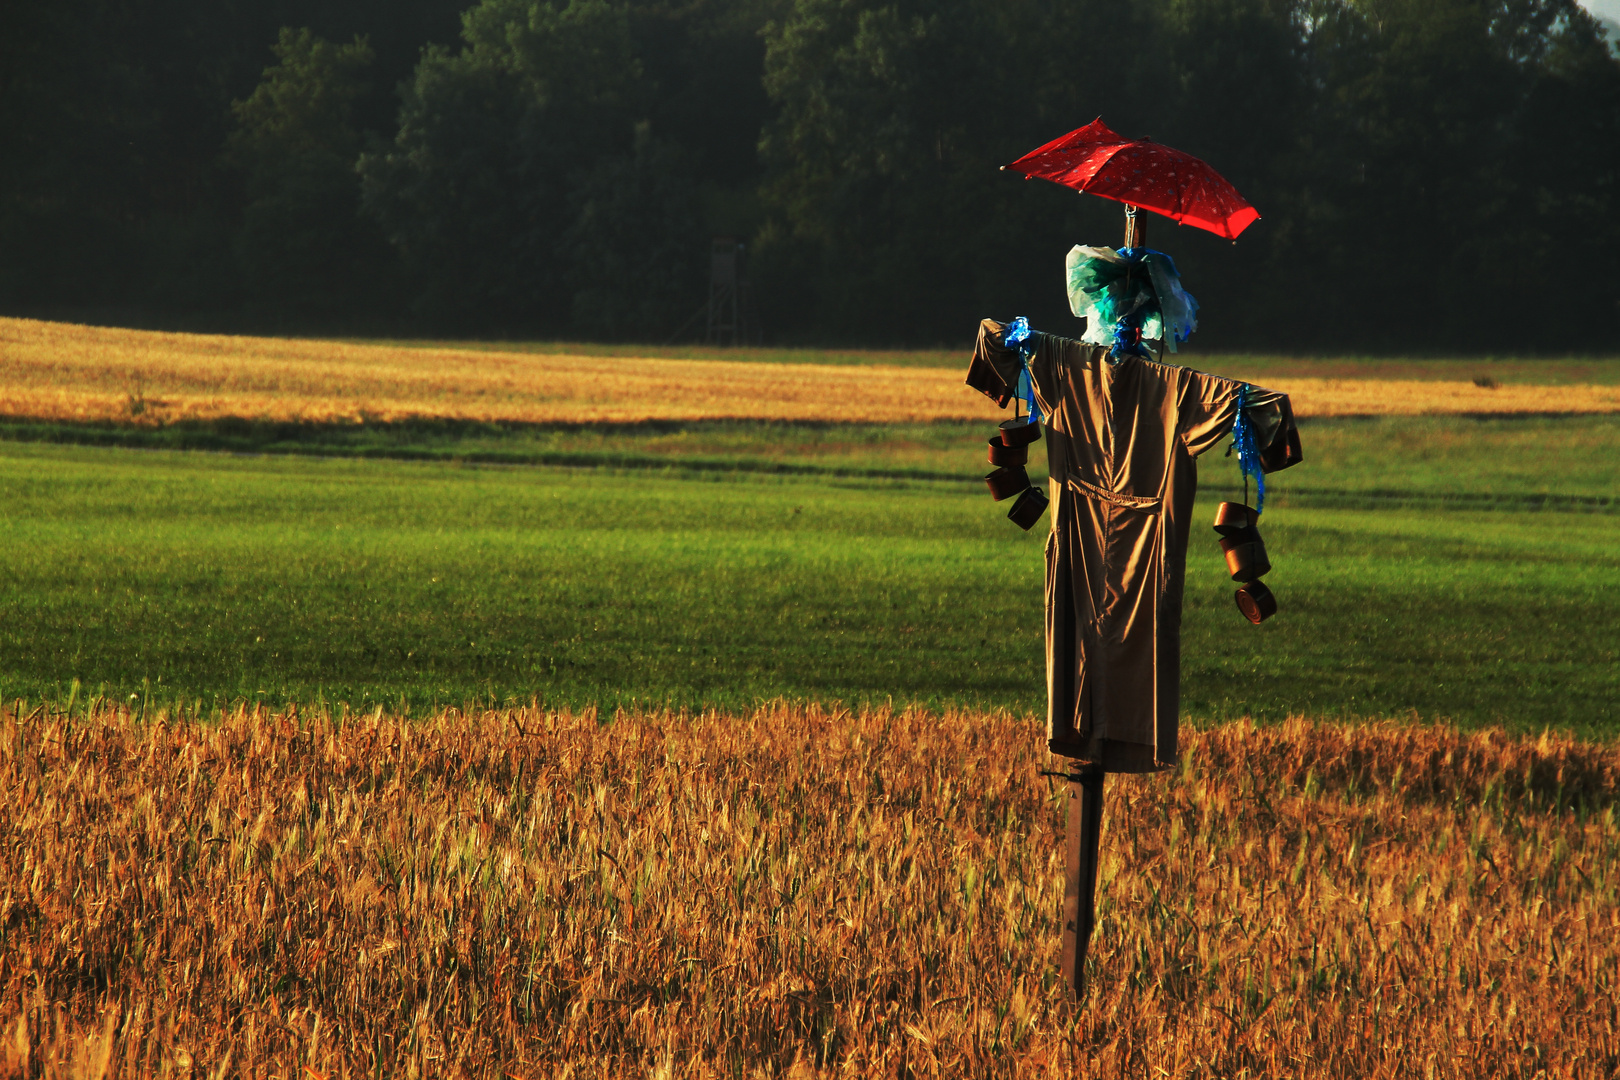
<box><xmin>1004</xmin><ymin>118</ymin><xmax>1260</xmax><ymax>240</ymax></box>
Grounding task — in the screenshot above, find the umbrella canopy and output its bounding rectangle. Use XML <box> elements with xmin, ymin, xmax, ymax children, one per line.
<box><xmin>1004</xmin><ymin>119</ymin><xmax>1260</xmax><ymax>240</ymax></box>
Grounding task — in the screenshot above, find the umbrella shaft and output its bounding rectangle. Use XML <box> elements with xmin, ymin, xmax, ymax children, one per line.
<box><xmin>1123</xmin><ymin>205</ymin><xmax>1146</xmax><ymax>248</ymax></box>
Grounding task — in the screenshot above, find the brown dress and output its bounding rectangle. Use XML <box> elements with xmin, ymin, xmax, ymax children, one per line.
<box><xmin>969</xmin><ymin>320</ymin><xmax>1302</xmax><ymax>772</ymax></box>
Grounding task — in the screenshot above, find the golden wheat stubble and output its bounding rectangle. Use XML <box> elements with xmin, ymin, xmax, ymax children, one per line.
<box><xmin>3</xmin><ymin>317</ymin><xmax>1619</xmax><ymax>428</ymax></box>
<box><xmin>0</xmin><ymin>703</ymin><xmax>1615</xmax><ymax>1077</ymax></box>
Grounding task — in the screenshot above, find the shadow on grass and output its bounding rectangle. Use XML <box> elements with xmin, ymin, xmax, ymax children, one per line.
<box><xmin>0</xmin><ymin>414</ymin><xmax>985</xmax><ymax>483</ymax></box>
<box><xmin>1</xmin><ymin>413</ymin><xmax>1615</xmax><ymax>512</ymax></box>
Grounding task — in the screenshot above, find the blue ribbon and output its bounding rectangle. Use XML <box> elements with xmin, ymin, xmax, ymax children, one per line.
<box><xmin>1005</xmin><ymin>316</ymin><xmax>1043</xmax><ymax>423</ymax></box>
<box><xmin>1109</xmin><ymin>310</ymin><xmax>1150</xmax><ymax>363</ymax></box>
<box><xmin>1231</xmin><ymin>383</ymin><xmax>1265</xmax><ymax>514</ymax></box>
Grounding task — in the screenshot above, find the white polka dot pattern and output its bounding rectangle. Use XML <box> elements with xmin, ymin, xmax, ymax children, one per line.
<box><xmin>1005</xmin><ymin>118</ymin><xmax>1261</xmax><ymax>240</ymax></box>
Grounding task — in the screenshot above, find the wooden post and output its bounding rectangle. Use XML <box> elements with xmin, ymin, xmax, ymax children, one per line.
<box><xmin>1061</xmin><ymin>763</ymin><xmax>1105</xmax><ymax>998</ymax></box>
<box><xmin>1059</xmin><ymin>202</ymin><xmax>1143</xmax><ymax>1003</ymax></box>
<box><xmin>1122</xmin><ymin>206</ymin><xmax>1147</xmax><ymax>354</ymax></box>
<box><xmin>1056</xmin><ymin>202</ymin><xmax>1159</xmax><ymax>1003</ymax></box>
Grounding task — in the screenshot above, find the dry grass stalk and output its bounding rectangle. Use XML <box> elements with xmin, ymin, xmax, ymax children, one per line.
<box><xmin>3</xmin><ymin>317</ymin><xmax>1617</xmax><ymax>429</ymax></box>
<box><xmin>0</xmin><ymin>702</ymin><xmax>1615</xmax><ymax>1078</ymax></box>
<box><xmin>0</xmin><ymin>318</ymin><xmax>990</xmax><ymax>427</ymax></box>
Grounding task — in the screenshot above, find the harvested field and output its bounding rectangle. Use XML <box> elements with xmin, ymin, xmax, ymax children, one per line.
<box><xmin>3</xmin><ymin>317</ymin><xmax>1618</xmax><ymax>427</ymax></box>
<box><xmin>2</xmin><ymin>702</ymin><xmax>1615</xmax><ymax>1078</ymax></box>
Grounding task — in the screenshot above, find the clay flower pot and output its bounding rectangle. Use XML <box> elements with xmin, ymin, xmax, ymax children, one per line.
<box><xmin>1235</xmin><ymin>580</ymin><xmax>1277</xmax><ymax>624</ymax></box>
<box><xmin>987</xmin><ymin>437</ymin><xmax>1029</xmax><ymax>467</ymax></box>
<box><xmin>985</xmin><ymin>465</ymin><xmax>1029</xmax><ymax>501</ymax></box>
<box><xmin>1006</xmin><ymin>485</ymin><xmax>1049</xmax><ymax>530</ymax></box>
<box><xmin>999</xmin><ymin>418</ymin><xmax>1042</xmax><ymax>447</ymax></box>
<box><xmin>1219</xmin><ymin>526</ymin><xmax>1271</xmax><ymax>582</ymax></box>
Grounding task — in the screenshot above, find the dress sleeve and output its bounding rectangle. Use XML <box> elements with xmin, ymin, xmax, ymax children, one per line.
<box><xmin>965</xmin><ymin>319</ymin><xmax>1073</xmax><ymax>424</ymax></box>
<box><xmin>965</xmin><ymin>319</ymin><xmax>1023</xmax><ymax>408</ymax></box>
<box><xmin>1258</xmin><ymin>394</ymin><xmax>1303</xmax><ymax>472</ymax></box>
<box><xmin>1178</xmin><ymin>370</ymin><xmax>1303</xmax><ymax>471</ymax></box>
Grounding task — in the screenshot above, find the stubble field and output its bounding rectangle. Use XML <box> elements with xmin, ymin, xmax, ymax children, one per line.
<box><xmin>2</xmin><ymin>701</ymin><xmax>1617</xmax><ymax>1078</ymax></box>
<box><xmin>4</xmin><ymin>316</ymin><xmax>1618</xmax><ymax>426</ymax></box>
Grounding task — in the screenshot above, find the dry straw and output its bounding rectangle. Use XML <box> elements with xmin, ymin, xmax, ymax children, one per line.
<box><xmin>0</xmin><ymin>701</ymin><xmax>1615</xmax><ymax>1078</ymax></box>
<box><xmin>3</xmin><ymin>317</ymin><xmax>1616</xmax><ymax>428</ymax></box>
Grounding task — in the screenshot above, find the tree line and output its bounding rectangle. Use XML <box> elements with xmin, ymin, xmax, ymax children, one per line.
<box><xmin>2</xmin><ymin>0</ymin><xmax>1616</xmax><ymax>351</ymax></box>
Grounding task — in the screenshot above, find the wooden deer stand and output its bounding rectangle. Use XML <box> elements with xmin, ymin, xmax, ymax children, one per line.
<box><xmin>1058</xmin><ymin>204</ymin><xmax>1149</xmax><ymax>1001</ymax></box>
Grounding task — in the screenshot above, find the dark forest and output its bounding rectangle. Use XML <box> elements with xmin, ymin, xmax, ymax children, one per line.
<box><xmin>2</xmin><ymin>0</ymin><xmax>1617</xmax><ymax>351</ymax></box>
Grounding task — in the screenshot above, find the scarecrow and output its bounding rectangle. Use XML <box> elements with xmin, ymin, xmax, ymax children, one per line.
<box><xmin>966</xmin><ymin>120</ymin><xmax>1304</xmax><ymax>997</ymax></box>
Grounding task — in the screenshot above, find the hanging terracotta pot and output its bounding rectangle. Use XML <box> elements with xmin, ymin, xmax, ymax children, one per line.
<box><xmin>1212</xmin><ymin>501</ymin><xmax>1258</xmax><ymax>536</ymax></box>
<box><xmin>1219</xmin><ymin>526</ymin><xmax>1271</xmax><ymax>582</ymax></box>
<box><xmin>985</xmin><ymin>465</ymin><xmax>1029</xmax><ymax>501</ymax></box>
<box><xmin>1235</xmin><ymin>580</ymin><xmax>1277</xmax><ymax>624</ymax></box>
<box><xmin>1007</xmin><ymin>485</ymin><xmax>1049</xmax><ymax>530</ymax></box>
<box><xmin>987</xmin><ymin>436</ymin><xmax>1029</xmax><ymax>467</ymax></box>
<box><xmin>999</xmin><ymin>417</ymin><xmax>1042</xmax><ymax>448</ymax></box>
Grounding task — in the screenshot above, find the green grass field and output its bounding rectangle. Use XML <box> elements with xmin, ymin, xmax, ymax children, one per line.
<box><xmin>1</xmin><ymin>411</ymin><xmax>1615</xmax><ymax>735</ymax></box>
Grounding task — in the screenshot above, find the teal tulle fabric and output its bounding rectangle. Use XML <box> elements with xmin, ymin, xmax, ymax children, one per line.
<box><xmin>1065</xmin><ymin>245</ymin><xmax>1200</xmax><ymax>356</ymax></box>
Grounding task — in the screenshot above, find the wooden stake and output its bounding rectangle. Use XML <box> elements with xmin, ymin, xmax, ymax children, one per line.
<box><xmin>1058</xmin><ymin>202</ymin><xmax>1152</xmax><ymax>1003</ymax></box>
<box><xmin>1061</xmin><ymin>763</ymin><xmax>1105</xmax><ymax>998</ymax></box>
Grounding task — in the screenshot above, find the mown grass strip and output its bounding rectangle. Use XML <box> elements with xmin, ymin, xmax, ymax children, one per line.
<box><xmin>3</xmin><ymin>414</ymin><xmax>1615</xmax><ymax>514</ymax></box>
<box><xmin>1274</xmin><ymin>486</ymin><xmax>1617</xmax><ymax>513</ymax></box>
<box><xmin>0</xmin><ymin>418</ymin><xmax>994</xmax><ymax>485</ymax></box>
